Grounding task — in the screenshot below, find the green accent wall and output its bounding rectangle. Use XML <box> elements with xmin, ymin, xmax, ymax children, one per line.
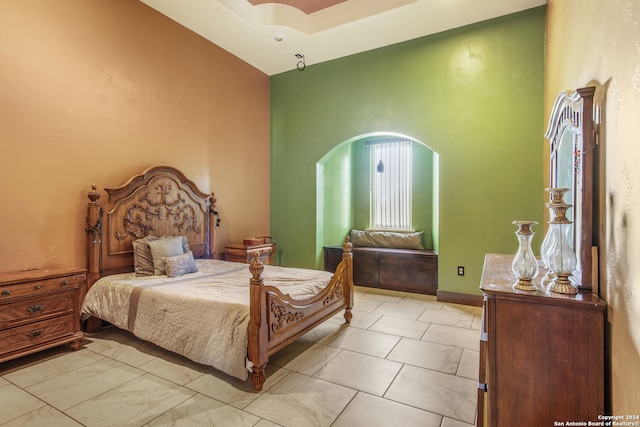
<box><xmin>270</xmin><ymin>7</ymin><xmax>545</xmax><ymax>295</ymax></box>
<box><xmin>316</xmin><ymin>140</ymin><xmax>353</xmax><ymax>268</ymax></box>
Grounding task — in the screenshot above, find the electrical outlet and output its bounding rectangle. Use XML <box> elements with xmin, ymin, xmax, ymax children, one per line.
<box><xmin>457</xmin><ymin>266</ymin><xmax>465</xmax><ymax>276</ymax></box>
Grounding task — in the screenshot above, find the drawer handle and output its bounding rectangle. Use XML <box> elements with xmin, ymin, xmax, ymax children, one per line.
<box><xmin>27</xmin><ymin>305</ymin><xmax>44</xmax><ymax>313</ymax></box>
<box><xmin>34</xmin><ymin>285</ymin><xmax>42</xmax><ymax>291</ymax></box>
<box><xmin>60</xmin><ymin>280</ymin><xmax>69</xmax><ymax>287</ymax></box>
<box><xmin>28</xmin><ymin>329</ymin><xmax>43</xmax><ymax>338</ymax></box>
<box><xmin>2</xmin><ymin>290</ymin><xmax>10</xmax><ymax>297</ymax></box>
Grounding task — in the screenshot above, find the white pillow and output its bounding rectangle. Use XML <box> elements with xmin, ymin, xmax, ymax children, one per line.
<box><xmin>163</xmin><ymin>251</ymin><xmax>198</xmax><ymax>278</ymax></box>
<box><xmin>148</xmin><ymin>236</ymin><xmax>185</xmax><ymax>275</ymax></box>
<box><xmin>132</xmin><ymin>235</ymin><xmax>190</xmax><ymax>276</ymax></box>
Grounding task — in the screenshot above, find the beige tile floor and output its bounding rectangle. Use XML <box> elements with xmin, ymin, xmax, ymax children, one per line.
<box><xmin>0</xmin><ymin>286</ymin><xmax>482</xmax><ymax>427</ymax></box>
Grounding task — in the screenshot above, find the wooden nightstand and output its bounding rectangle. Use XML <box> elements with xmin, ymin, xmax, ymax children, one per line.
<box><xmin>225</xmin><ymin>243</ymin><xmax>276</xmax><ymax>265</ymax></box>
<box><xmin>0</xmin><ymin>266</ymin><xmax>86</xmax><ymax>363</ymax></box>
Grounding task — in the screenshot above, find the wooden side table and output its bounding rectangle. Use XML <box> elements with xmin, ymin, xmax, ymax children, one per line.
<box><xmin>225</xmin><ymin>243</ymin><xmax>276</xmax><ymax>265</ymax></box>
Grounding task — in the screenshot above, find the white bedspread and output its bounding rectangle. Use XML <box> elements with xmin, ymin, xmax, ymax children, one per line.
<box><xmin>81</xmin><ymin>259</ymin><xmax>333</xmax><ymax>380</ymax></box>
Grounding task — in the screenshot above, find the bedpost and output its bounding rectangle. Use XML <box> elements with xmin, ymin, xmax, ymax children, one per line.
<box><xmin>85</xmin><ymin>184</ymin><xmax>102</xmax><ymax>288</ymax></box>
<box><xmin>85</xmin><ymin>184</ymin><xmax>104</xmax><ymax>333</ymax></box>
<box><xmin>248</xmin><ymin>252</ymin><xmax>268</xmax><ymax>391</ymax></box>
<box><xmin>208</xmin><ymin>193</ymin><xmax>218</xmax><ymax>259</ymax></box>
<box><xmin>342</xmin><ymin>236</ymin><xmax>354</xmax><ymax>324</ymax></box>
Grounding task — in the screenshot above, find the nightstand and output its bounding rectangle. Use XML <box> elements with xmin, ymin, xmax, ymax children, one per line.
<box><xmin>0</xmin><ymin>266</ymin><xmax>86</xmax><ymax>363</ymax></box>
<box><xmin>225</xmin><ymin>243</ymin><xmax>276</xmax><ymax>265</ymax></box>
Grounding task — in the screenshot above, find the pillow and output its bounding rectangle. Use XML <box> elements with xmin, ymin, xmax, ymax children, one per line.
<box><xmin>350</xmin><ymin>229</ymin><xmax>425</xmax><ymax>250</ymax></box>
<box><xmin>178</xmin><ymin>235</ymin><xmax>190</xmax><ymax>253</ymax></box>
<box><xmin>132</xmin><ymin>235</ymin><xmax>159</xmax><ymax>276</ymax></box>
<box><xmin>163</xmin><ymin>251</ymin><xmax>198</xmax><ymax>278</ymax></box>
<box><xmin>148</xmin><ymin>236</ymin><xmax>185</xmax><ymax>275</ymax></box>
<box><xmin>132</xmin><ymin>235</ymin><xmax>190</xmax><ymax>276</ymax></box>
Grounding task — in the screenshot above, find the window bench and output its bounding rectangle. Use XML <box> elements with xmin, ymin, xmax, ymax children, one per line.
<box><xmin>323</xmin><ymin>246</ymin><xmax>438</xmax><ymax>295</ymax></box>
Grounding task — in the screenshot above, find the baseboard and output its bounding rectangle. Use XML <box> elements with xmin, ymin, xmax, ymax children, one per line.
<box><xmin>436</xmin><ymin>290</ymin><xmax>483</xmax><ymax>307</ymax></box>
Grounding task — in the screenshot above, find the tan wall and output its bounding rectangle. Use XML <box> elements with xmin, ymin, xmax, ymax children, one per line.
<box><xmin>0</xmin><ymin>0</ymin><xmax>271</xmax><ymax>272</ymax></box>
<box><xmin>546</xmin><ymin>0</ymin><xmax>640</xmax><ymax>412</ymax></box>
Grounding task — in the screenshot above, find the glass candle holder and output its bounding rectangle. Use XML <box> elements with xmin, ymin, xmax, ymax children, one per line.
<box><xmin>540</xmin><ymin>190</ymin><xmax>571</xmax><ymax>286</ymax></box>
<box><xmin>546</xmin><ymin>187</ymin><xmax>571</xmax><ymax>205</ymax></box>
<box><xmin>511</xmin><ymin>221</ymin><xmax>539</xmax><ymax>291</ymax></box>
<box><xmin>546</xmin><ymin>204</ymin><xmax>578</xmax><ymax>294</ymax></box>
<box><xmin>540</xmin><ymin>205</ymin><xmax>555</xmax><ymax>286</ymax></box>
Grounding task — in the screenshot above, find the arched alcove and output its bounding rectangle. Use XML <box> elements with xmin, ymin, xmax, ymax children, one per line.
<box><xmin>315</xmin><ymin>132</ymin><xmax>439</xmax><ymax>269</ymax></box>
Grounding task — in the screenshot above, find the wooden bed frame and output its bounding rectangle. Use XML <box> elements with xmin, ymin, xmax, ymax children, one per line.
<box><xmin>84</xmin><ymin>165</ymin><xmax>354</xmax><ymax>391</ymax></box>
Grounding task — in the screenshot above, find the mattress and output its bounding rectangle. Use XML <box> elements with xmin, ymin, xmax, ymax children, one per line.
<box><xmin>81</xmin><ymin>259</ymin><xmax>332</xmax><ymax>380</ymax></box>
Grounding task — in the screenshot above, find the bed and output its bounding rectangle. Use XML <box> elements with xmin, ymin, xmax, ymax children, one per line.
<box><xmin>81</xmin><ymin>165</ymin><xmax>354</xmax><ymax>391</ymax></box>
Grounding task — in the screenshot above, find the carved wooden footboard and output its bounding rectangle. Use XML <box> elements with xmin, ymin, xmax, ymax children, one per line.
<box><xmin>248</xmin><ymin>238</ymin><xmax>353</xmax><ymax>391</ymax></box>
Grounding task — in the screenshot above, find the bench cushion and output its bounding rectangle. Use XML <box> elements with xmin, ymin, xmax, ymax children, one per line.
<box><xmin>350</xmin><ymin>229</ymin><xmax>424</xmax><ymax>250</ymax></box>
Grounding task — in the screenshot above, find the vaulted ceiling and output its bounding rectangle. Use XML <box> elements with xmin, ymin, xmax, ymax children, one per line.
<box><xmin>140</xmin><ymin>0</ymin><xmax>546</xmax><ymax>75</ymax></box>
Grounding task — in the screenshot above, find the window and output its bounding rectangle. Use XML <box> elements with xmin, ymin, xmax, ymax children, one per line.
<box><xmin>370</xmin><ymin>140</ymin><xmax>413</xmax><ymax>230</ymax></box>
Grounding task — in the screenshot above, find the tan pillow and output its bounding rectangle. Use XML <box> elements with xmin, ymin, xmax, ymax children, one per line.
<box><xmin>132</xmin><ymin>236</ymin><xmax>159</xmax><ymax>276</ymax></box>
<box><xmin>163</xmin><ymin>251</ymin><xmax>198</xmax><ymax>278</ymax></box>
<box><xmin>350</xmin><ymin>229</ymin><xmax>424</xmax><ymax>250</ymax></box>
<box><xmin>132</xmin><ymin>235</ymin><xmax>190</xmax><ymax>276</ymax></box>
<box><xmin>148</xmin><ymin>236</ymin><xmax>185</xmax><ymax>275</ymax></box>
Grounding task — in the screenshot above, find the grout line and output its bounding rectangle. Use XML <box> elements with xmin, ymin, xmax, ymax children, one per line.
<box><xmin>3</xmin><ymin>298</ymin><xmax>478</xmax><ymax>426</ymax></box>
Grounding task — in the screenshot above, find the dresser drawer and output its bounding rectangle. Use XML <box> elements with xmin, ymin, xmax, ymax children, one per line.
<box><xmin>248</xmin><ymin>247</ymin><xmax>275</xmax><ymax>260</ymax></box>
<box><xmin>0</xmin><ymin>273</ymin><xmax>84</xmax><ymax>301</ymax></box>
<box><xmin>0</xmin><ymin>314</ymin><xmax>76</xmax><ymax>354</ymax></box>
<box><xmin>0</xmin><ymin>291</ymin><xmax>75</xmax><ymax>330</ymax></box>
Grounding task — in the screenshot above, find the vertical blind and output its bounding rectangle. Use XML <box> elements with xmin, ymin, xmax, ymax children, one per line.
<box><xmin>370</xmin><ymin>140</ymin><xmax>412</xmax><ymax>230</ymax></box>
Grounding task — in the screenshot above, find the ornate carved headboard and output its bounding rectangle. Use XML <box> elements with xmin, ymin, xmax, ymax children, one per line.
<box><xmin>86</xmin><ymin>166</ymin><xmax>218</xmax><ymax>287</ymax></box>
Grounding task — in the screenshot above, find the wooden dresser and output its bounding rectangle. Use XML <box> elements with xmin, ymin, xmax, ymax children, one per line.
<box><xmin>478</xmin><ymin>254</ymin><xmax>606</xmax><ymax>427</ymax></box>
<box><xmin>225</xmin><ymin>243</ymin><xmax>276</xmax><ymax>265</ymax></box>
<box><xmin>0</xmin><ymin>266</ymin><xmax>86</xmax><ymax>363</ymax></box>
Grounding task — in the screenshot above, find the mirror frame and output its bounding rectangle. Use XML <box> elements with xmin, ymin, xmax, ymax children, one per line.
<box><xmin>545</xmin><ymin>86</ymin><xmax>597</xmax><ymax>292</ymax></box>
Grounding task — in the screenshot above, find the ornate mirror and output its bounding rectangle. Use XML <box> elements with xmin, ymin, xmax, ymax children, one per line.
<box><xmin>545</xmin><ymin>86</ymin><xmax>599</xmax><ymax>292</ymax></box>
